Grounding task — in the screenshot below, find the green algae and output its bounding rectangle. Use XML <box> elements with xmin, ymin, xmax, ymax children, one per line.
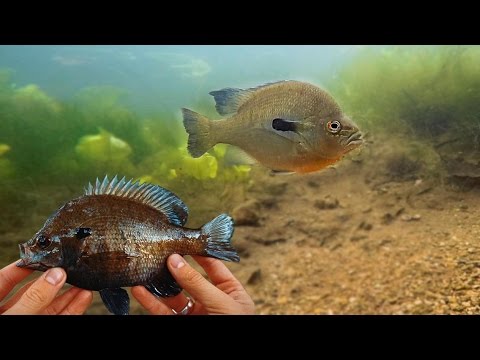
<box><xmin>330</xmin><ymin>46</ymin><xmax>480</xmax><ymax>145</ymax></box>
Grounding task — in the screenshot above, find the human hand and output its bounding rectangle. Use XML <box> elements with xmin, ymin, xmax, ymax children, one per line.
<box><xmin>0</xmin><ymin>261</ymin><xmax>93</xmax><ymax>315</ymax></box>
<box><xmin>132</xmin><ymin>255</ymin><xmax>255</xmax><ymax>315</ymax></box>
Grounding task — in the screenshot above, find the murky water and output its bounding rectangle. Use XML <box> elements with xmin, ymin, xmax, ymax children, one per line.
<box><xmin>1</xmin><ymin>45</ymin><xmax>479</xmax><ymax>314</ymax></box>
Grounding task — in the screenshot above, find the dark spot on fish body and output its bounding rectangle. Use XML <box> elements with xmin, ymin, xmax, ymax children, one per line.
<box><xmin>75</xmin><ymin>227</ymin><xmax>92</xmax><ymax>240</ymax></box>
<box><xmin>272</xmin><ymin>118</ymin><xmax>298</xmax><ymax>132</ymax></box>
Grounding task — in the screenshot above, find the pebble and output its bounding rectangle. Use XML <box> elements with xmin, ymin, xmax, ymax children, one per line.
<box><xmin>401</xmin><ymin>214</ymin><xmax>421</xmax><ymax>221</ymax></box>
<box><xmin>276</xmin><ymin>296</ymin><xmax>289</xmax><ymax>305</ymax></box>
<box><xmin>314</xmin><ymin>196</ymin><xmax>339</xmax><ymax>210</ymax></box>
<box><xmin>247</xmin><ymin>269</ymin><xmax>262</xmax><ymax>285</ymax></box>
<box><xmin>232</xmin><ymin>201</ymin><xmax>260</xmax><ymax>226</ymax></box>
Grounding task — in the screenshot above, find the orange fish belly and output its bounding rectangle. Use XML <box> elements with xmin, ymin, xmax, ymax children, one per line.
<box><xmin>287</xmin><ymin>156</ymin><xmax>341</xmax><ymax>173</ymax></box>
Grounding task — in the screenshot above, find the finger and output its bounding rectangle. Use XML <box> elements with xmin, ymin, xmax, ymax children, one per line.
<box><xmin>131</xmin><ymin>286</ymin><xmax>174</xmax><ymax>315</ymax></box>
<box><xmin>43</xmin><ymin>287</ymin><xmax>82</xmax><ymax>315</ymax></box>
<box><xmin>0</xmin><ymin>261</ymin><xmax>33</xmax><ymax>301</ymax></box>
<box><xmin>191</xmin><ymin>256</ymin><xmax>239</xmax><ymax>286</ymax></box>
<box><xmin>158</xmin><ymin>293</ymin><xmax>190</xmax><ymax>313</ymax></box>
<box><xmin>59</xmin><ymin>290</ymin><xmax>93</xmax><ymax>315</ymax></box>
<box><xmin>0</xmin><ymin>280</ymin><xmax>35</xmax><ymax>312</ymax></box>
<box><xmin>3</xmin><ymin>268</ymin><xmax>66</xmax><ymax>315</ymax></box>
<box><xmin>167</xmin><ymin>254</ymin><xmax>232</xmax><ymax>312</ymax></box>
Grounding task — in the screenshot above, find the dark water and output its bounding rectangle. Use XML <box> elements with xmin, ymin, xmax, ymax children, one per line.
<box><xmin>1</xmin><ymin>45</ymin><xmax>480</xmax><ymax>314</ymax></box>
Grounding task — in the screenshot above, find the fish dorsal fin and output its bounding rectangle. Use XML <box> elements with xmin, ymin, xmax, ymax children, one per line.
<box><xmin>209</xmin><ymin>80</ymin><xmax>292</xmax><ymax>116</ymax></box>
<box><xmin>84</xmin><ymin>175</ymin><xmax>189</xmax><ymax>226</ymax></box>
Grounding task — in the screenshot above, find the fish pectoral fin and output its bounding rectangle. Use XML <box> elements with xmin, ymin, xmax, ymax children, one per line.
<box><xmin>270</xmin><ymin>169</ymin><xmax>295</xmax><ymax>175</ymax></box>
<box><xmin>145</xmin><ymin>267</ymin><xmax>182</xmax><ymax>297</ymax></box>
<box><xmin>224</xmin><ymin>146</ymin><xmax>257</xmax><ymax>166</ymax></box>
<box><xmin>99</xmin><ymin>288</ymin><xmax>130</xmax><ymax>315</ymax></box>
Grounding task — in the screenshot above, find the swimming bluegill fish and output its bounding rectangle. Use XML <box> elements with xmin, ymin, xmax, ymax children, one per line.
<box><xmin>16</xmin><ymin>175</ymin><xmax>239</xmax><ymax>315</ymax></box>
<box><xmin>182</xmin><ymin>80</ymin><xmax>363</xmax><ymax>173</ymax></box>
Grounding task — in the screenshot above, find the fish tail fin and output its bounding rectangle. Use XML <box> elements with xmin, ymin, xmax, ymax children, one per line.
<box><xmin>182</xmin><ymin>108</ymin><xmax>215</xmax><ymax>158</ymax></box>
<box><xmin>202</xmin><ymin>214</ymin><xmax>239</xmax><ymax>262</ymax></box>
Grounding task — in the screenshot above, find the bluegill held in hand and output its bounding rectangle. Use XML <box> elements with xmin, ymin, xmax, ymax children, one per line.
<box><xmin>16</xmin><ymin>175</ymin><xmax>239</xmax><ymax>315</ymax></box>
<box><xmin>182</xmin><ymin>80</ymin><xmax>363</xmax><ymax>174</ymax></box>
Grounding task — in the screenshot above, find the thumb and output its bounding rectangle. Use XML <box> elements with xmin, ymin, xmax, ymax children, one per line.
<box><xmin>4</xmin><ymin>268</ymin><xmax>66</xmax><ymax>315</ymax></box>
<box><xmin>167</xmin><ymin>254</ymin><xmax>232</xmax><ymax>313</ymax></box>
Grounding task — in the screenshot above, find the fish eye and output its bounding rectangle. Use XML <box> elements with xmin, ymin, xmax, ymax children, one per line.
<box><xmin>327</xmin><ymin>121</ymin><xmax>342</xmax><ymax>134</ymax></box>
<box><xmin>37</xmin><ymin>235</ymin><xmax>51</xmax><ymax>249</ymax></box>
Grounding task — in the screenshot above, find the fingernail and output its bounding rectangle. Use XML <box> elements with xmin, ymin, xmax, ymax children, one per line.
<box><xmin>169</xmin><ymin>254</ymin><xmax>185</xmax><ymax>269</ymax></box>
<box><xmin>45</xmin><ymin>268</ymin><xmax>64</xmax><ymax>285</ymax></box>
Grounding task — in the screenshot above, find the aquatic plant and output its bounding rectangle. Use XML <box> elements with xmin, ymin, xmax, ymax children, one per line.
<box><xmin>331</xmin><ymin>46</ymin><xmax>480</xmax><ymax>144</ymax></box>
<box><xmin>0</xmin><ymin>67</ymin><xmax>252</xmax><ymax>232</ymax></box>
<box><xmin>0</xmin><ymin>144</ymin><xmax>10</xmax><ymax>157</ymax></box>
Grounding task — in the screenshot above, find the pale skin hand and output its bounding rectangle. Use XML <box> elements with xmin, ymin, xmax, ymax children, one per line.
<box><xmin>0</xmin><ymin>261</ymin><xmax>93</xmax><ymax>315</ymax></box>
<box><xmin>132</xmin><ymin>254</ymin><xmax>255</xmax><ymax>315</ymax></box>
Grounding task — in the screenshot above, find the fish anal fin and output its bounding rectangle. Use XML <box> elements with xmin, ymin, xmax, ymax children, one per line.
<box><xmin>100</xmin><ymin>288</ymin><xmax>130</xmax><ymax>315</ymax></box>
<box><xmin>145</xmin><ymin>267</ymin><xmax>182</xmax><ymax>297</ymax></box>
<box><xmin>270</xmin><ymin>169</ymin><xmax>295</xmax><ymax>175</ymax></box>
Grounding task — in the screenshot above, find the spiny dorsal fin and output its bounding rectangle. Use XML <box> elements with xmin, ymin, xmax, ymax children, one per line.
<box><xmin>209</xmin><ymin>80</ymin><xmax>292</xmax><ymax>116</ymax></box>
<box><xmin>84</xmin><ymin>175</ymin><xmax>189</xmax><ymax>226</ymax></box>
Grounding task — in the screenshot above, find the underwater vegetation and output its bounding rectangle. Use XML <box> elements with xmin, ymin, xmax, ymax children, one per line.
<box><xmin>330</xmin><ymin>46</ymin><xmax>480</xmax><ymax>180</ymax></box>
<box><xmin>0</xmin><ymin>69</ymin><xmax>252</xmax><ymax>231</ymax></box>
<box><xmin>331</xmin><ymin>46</ymin><xmax>480</xmax><ymax>143</ymax></box>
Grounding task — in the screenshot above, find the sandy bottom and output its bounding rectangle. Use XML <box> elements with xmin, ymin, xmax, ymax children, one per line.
<box><xmin>2</xmin><ymin>145</ymin><xmax>480</xmax><ymax>315</ymax></box>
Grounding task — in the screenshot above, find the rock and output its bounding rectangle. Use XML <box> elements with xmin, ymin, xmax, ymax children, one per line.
<box><xmin>247</xmin><ymin>269</ymin><xmax>262</xmax><ymax>285</ymax></box>
<box><xmin>266</xmin><ymin>182</ymin><xmax>288</xmax><ymax>196</ymax></box>
<box><xmin>426</xmin><ymin>199</ymin><xmax>444</xmax><ymax>210</ymax></box>
<box><xmin>350</xmin><ymin>235</ymin><xmax>367</xmax><ymax>242</ymax></box>
<box><xmin>276</xmin><ymin>296</ymin><xmax>289</xmax><ymax>305</ymax></box>
<box><xmin>260</xmin><ymin>197</ymin><xmax>278</xmax><ymax>209</ymax></box>
<box><xmin>314</xmin><ymin>196</ymin><xmax>339</xmax><ymax>210</ymax></box>
<box><xmin>401</xmin><ymin>214</ymin><xmax>421</xmax><ymax>222</ymax></box>
<box><xmin>290</xmin><ymin>287</ymin><xmax>301</xmax><ymax>296</ymax></box>
<box><xmin>358</xmin><ymin>221</ymin><xmax>373</xmax><ymax>231</ymax></box>
<box><xmin>307</xmin><ymin>180</ymin><xmax>319</xmax><ymax>188</ymax></box>
<box><xmin>382</xmin><ymin>213</ymin><xmax>395</xmax><ymax>225</ymax></box>
<box><xmin>232</xmin><ymin>200</ymin><xmax>260</xmax><ymax>226</ymax></box>
<box><xmin>379</xmin><ymin>239</ymin><xmax>393</xmax><ymax>247</ymax></box>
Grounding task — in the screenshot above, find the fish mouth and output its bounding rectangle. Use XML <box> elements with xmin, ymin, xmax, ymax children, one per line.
<box><xmin>17</xmin><ymin>244</ymin><xmax>48</xmax><ymax>271</ymax></box>
<box><xmin>16</xmin><ymin>258</ymin><xmax>30</xmax><ymax>268</ymax></box>
<box><xmin>345</xmin><ymin>131</ymin><xmax>363</xmax><ymax>148</ymax></box>
<box><xmin>16</xmin><ymin>258</ymin><xmax>49</xmax><ymax>271</ymax></box>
